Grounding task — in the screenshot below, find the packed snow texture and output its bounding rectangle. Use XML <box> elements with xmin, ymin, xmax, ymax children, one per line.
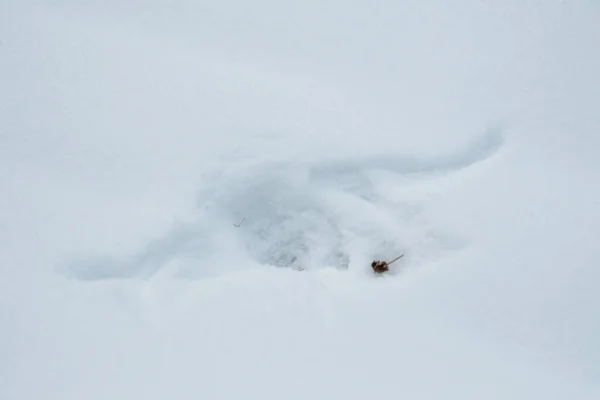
<box><xmin>2</xmin><ymin>1</ymin><xmax>600</xmax><ymax>399</ymax></box>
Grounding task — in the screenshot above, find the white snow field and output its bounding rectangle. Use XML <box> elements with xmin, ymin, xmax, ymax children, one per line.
<box><xmin>2</xmin><ymin>1</ymin><xmax>600</xmax><ymax>399</ymax></box>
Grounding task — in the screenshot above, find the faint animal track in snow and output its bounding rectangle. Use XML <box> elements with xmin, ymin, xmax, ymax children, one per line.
<box><xmin>63</xmin><ymin>127</ymin><xmax>504</xmax><ymax>281</ymax></box>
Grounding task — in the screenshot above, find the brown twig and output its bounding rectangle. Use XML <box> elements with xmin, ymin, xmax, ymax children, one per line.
<box><xmin>386</xmin><ymin>254</ymin><xmax>404</xmax><ymax>266</ymax></box>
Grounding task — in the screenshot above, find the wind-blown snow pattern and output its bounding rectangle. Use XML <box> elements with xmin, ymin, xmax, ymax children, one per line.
<box><xmin>2</xmin><ymin>2</ymin><xmax>600</xmax><ymax>400</ymax></box>
<box><xmin>66</xmin><ymin>128</ymin><xmax>503</xmax><ymax>280</ymax></box>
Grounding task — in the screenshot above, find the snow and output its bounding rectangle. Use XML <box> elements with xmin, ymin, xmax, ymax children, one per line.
<box><xmin>2</xmin><ymin>1</ymin><xmax>600</xmax><ymax>399</ymax></box>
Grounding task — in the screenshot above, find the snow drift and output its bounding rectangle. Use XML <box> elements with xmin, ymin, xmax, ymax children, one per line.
<box><xmin>2</xmin><ymin>1</ymin><xmax>600</xmax><ymax>400</ymax></box>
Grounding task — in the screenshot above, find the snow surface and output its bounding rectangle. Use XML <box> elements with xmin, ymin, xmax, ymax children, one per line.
<box><xmin>2</xmin><ymin>1</ymin><xmax>600</xmax><ymax>399</ymax></box>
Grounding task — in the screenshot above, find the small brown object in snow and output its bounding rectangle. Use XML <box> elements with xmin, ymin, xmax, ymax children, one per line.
<box><xmin>371</xmin><ymin>254</ymin><xmax>404</xmax><ymax>274</ymax></box>
<box><xmin>371</xmin><ymin>260</ymin><xmax>389</xmax><ymax>273</ymax></box>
